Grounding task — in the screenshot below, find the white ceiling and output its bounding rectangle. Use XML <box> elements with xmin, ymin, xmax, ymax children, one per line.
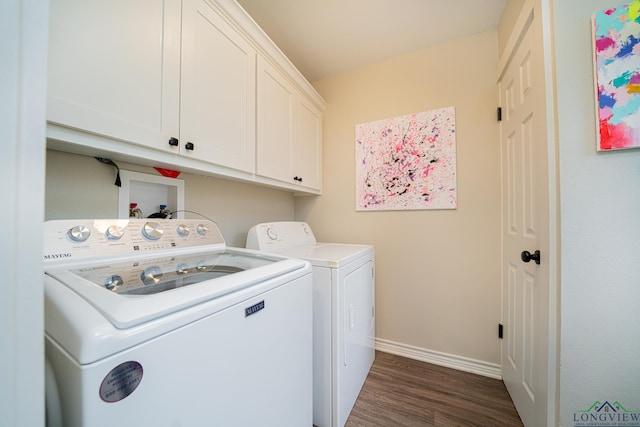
<box><xmin>236</xmin><ymin>0</ymin><xmax>506</xmax><ymax>82</ymax></box>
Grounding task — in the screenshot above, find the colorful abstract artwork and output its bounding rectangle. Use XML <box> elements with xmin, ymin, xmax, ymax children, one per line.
<box><xmin>355</xmin><ymin>107</ymin><xmax>457</xmax><ymax>211</ymax></box>
<box><xmin>593</xmin><ymin>1</ymin><xmax>640</xmax><ymax>151</ymax></box>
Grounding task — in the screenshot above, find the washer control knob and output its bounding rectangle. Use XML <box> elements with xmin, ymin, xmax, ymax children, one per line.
<box><xmin>266</xmin><ymin>227</ymin><xmax>278</xmax><ymax>240</ymax></box>
<box><xmin>68</xmin><ymin>225</ymin><xmax>91</xmax><ymax>242</ymax></box>
<box><xmin>196</xmin><ymin>224</ymin><xmax>209</xmax><ymax>236</ymax></box>
<box><xmin>105</xmin><ymin>225</ymin><xmax>125</xmax><ymax>240</ymax></box>
<box><xmin>176</xmin><ymin>224</ymin><xmax>190</xmax><ymax>237</ymax></box>
<box><xmin>142</xmin><ymin>222</ymin><xmax>164</xmax><ymax>240</ymax></box>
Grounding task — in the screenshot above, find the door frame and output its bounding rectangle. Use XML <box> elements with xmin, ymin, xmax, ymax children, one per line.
<box><xmin>0</xmin><ymin>0</ymin><xmax>48</xmax><ymax>425</ymax></box>
<box><xmin>497</xmin><ymin>0</ymin><xmax>559</xmax><ymax>425</ymax></box>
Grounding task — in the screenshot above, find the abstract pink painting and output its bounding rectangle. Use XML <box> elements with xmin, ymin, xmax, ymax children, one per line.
<box><xmin>593</xmin><ymin>1</ymin><xmax>640</xmax><ymax>151</ymax></box>
<box><xmin>355</xmin><ymin>107</ymin><xmax>457</xmax><ymax>211</ymax></box>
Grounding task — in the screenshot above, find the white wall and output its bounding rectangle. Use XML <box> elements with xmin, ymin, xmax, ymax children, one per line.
<box><xmin>0</xmin><ymin>0</ymin><xmax>48</xmax><ymax>425</ymax></box>
<box><xmin>553</xmin><ymin>0</ymin><xmax>640</xmax><ymax>424</ymax></box>
<box><xmin>45</xmin><ymin>150</ymin><xmax>296</xmax><ymax>247</ymax></box>
<box><xmin>297</xmin><ymin>30</ymin><xmax>502</xmax><ymax>369</ymax></box>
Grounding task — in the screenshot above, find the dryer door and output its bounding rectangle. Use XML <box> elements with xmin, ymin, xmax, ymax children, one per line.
<box><xmin>336</xmin><ymin>256</ymin><xmax>375</xmax><ymax>427</ymax></box>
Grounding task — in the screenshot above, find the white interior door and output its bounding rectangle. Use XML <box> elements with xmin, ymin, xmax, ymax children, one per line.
<box><xmin>499</xmin><ymin>9</ymin><xmax>552</xmax><ymax>427</ymax></box>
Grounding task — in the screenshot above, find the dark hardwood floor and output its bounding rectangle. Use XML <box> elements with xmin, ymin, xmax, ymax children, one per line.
<box><xmin>345</xmin><ymin>351</ymin><xmax>523</xmax><ymax>427</ymax></box>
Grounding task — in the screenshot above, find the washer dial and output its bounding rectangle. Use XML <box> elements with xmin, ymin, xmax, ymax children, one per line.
<box><xmin>142</xmin><ymin>222</ymin><xmax>164</xmax><ymax>240</ymax></box>
<box><xmin>67</xmin><ymin>225</ymin><xmax>91</xmax><ymax>242</ymax></box>
<box><xmin>176</xmin><ymin>224</ymin><xmax>190</xmax><ymax>237</ymax></box>
<box><xmin>105</xmin><ymin>225</ymin><xmax>125</xmax><ymax>240</ymax></box>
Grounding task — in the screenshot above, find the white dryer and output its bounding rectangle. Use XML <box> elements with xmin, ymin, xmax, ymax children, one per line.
<box><xmin>44</xmin><ymin>219</ymin><xmax>313</xmax><ymax>427</ymax></box>
<box><xmin>246</xmin><ymin>221</ymin><xmax>375</xmax><ymax>427</ymax></box>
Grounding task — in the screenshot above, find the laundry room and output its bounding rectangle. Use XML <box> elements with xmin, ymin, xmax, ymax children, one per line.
<box><xmin>42</xmin><ymin>26</ymin><xmax>499</xmax><ymax>427</ymax></box>
<box><xmin>45</xmin><ymin>10</ymin><xmax>502</xmax><ymax>379</ymax></box>
<box><xmin>44</xmin><ymin>4</ymin><xmax>503</xmax><ymax>424</ymax></box>
<box><xmin>40</xmin><ymin>0</ymin><xmax>506</xmax><ymax>423</ymax></box>
<box><xmin>4</xmin><ymin>0</ymin><xmax>632</xmax><ymax>425</ymax></box>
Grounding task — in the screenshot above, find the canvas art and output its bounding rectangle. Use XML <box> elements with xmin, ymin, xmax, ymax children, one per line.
<box><xmin>355</xmin><ymin>107</ymin><xmax>457</xmax><ymax>211</ymax></box>
<box><xmin>593</xmin><ymin>1</ymin><xmax>640</xmax><ymax>150</ymax></box>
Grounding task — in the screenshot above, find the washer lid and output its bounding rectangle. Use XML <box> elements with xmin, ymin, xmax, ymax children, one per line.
<box><xmin>46</xmin><ymin>248</ymin><xmax>306</xmax><ymax>329</ymax></box>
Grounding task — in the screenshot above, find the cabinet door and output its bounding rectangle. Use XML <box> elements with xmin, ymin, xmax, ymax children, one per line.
<box><xmin>294</xmin><ymin>96</ymin><xmax>323</xmax><ymax>191</ymax></box>
<box><xmin>181</xmin><ymin>0</ymin><xmax>256</xmax><ymax>173</ymax></box>
<box><xmin>256</xmin><ymin>57</ymin><xmax>295</xmax><ymax>182</ymax></box>
<box><xmin>47</xmin><ymin>0</ymin><xmax>180</xmax><ymax>150</ymax></box>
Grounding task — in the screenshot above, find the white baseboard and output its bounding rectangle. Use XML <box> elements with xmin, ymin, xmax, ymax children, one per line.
<box><xmin>375</xmin><ymin>338</ymin><xmax>502</xmax><ymax>380</ymax></box>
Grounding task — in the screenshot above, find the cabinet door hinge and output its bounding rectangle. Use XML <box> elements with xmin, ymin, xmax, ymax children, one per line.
<box><xmin>497</xmin><ymin>107</ymin><xmax>502</xmax><ymax>122</ymax></box>
<box><xmin>498</xmin><ymin>323</ymin><xmax>504</xmax><ymax>339</ymax></box>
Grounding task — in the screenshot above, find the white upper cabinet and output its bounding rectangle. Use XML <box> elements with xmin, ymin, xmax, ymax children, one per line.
<box><xmin>47</xmin><ymin>0</ymin><xmax>324</xmax><ymax>194</ymax></box>
<box><xmin>47</xmin><ymin>0</ymin><xmax>181</xmax><ymax>151</ymax></box>
<box><xmin>256</xmin><ymin>57</ymin><xmax>295</xmax><ymax>183</ymax></box>
<box><xmin>256</xmin><ymin>57</ymin><xmax>323</xmax><ymax>192</ymax></box>
<box><xmin>180</xmin><ymin>0</ymin><xmax>256</xmax><ymax>173</ymax></box>
<box><xmin>294</xmin><ymin>96</ymin><xmax>323</xmax><ymax>191</ymax></box>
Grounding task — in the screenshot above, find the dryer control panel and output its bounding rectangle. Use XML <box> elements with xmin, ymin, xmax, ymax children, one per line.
<box><xmin>44</xmin><ymin>219</ymin><xmax>225</xmax><ymax>265</ymax></box>
<box><xmin>246</xmin><ymin>221</ymin><xmax>316</xmax><ymax>251</ymax></box>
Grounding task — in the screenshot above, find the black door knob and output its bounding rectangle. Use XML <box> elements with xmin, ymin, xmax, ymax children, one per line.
<box><xmin>168</xmin><ymin>137</ymin><xmax>179</xmax><ymax>146</ymax></box>
<box><xmin>521</xmin><ymin>250</ymin><xmax>541</xmax><ymax>265</ymax></box>
<box><xmin>185</xmin><ymin>142</ymin><xmax>195</xmax><ymax>151</ymax></box>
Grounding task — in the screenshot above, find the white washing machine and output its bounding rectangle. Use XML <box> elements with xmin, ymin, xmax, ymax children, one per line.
<box><xmin>246</xmin><ymin>221</ymin><xmax>375</xmax><ymax>427</ymax></box>
<box><xmin>43</xmin><ymin>219</ymin><xmax>312</xmax><ymax>427</ymax></box>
